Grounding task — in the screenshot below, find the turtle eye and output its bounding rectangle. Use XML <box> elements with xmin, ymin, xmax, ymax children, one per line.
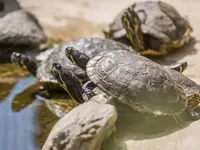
<box><xmin>52</xmin><ymin>62</ymin><xmax>62</xmax><ymax>70</ymax></box>
<box><xmin>12</xmin><ymin>52</ymin><xmax>22</xmax><ymax>61</ymax></box>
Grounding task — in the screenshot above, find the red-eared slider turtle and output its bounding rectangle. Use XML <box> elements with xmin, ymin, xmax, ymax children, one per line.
<box><xmin>11</xmin><ymin>38</ymin><xmax>186</xmax><ymax>103</ymax></box>
<box><xmin>64</xmin><ymin>48</ymin><xmax>200</xmax><ymax>126</ymax></box>
<box><xmin>11</xmin><ymin>38</ymin><xmax>133</xmax><ymax>102</ymax></box>
<box><xmin>105</xmin><ymin>1</ymin><xmax>192</xmax><ymax>56</ymax></box>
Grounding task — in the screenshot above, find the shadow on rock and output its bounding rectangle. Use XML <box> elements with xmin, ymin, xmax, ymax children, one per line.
<box><xmin>102</xmin><ymin>102</ymin><xmax>196</xmax><ymax>150</ymax></box>
<box><xmin>147</xmin><ymin>37</ymin><xmax>199</xmax><ymax>65</ymax></box>
<box><xmin>0</xmin><ymin>0</ymin><xmax>20</xmax><ymax>17</ymax></box>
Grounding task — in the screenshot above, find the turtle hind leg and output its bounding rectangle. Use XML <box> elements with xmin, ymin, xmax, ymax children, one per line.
<box><xmin>121</xmin><ymin>7</ymin><xmax>144</xmax><ymax>51</ymax></box>
<box><xmin>185</xmin><ymin>107</ymin><xmax>200</xmax><ymax>121</ymax></box>
<box><xmin>185</xmin><ymin>94</ymin><xmax>200</xmax><ymax>120</ymax></box>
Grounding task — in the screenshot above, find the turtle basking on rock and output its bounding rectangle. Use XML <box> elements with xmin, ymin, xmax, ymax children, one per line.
<box><xmin>11</xmin><ymin>37</ymin><xmax>187</xmax><ymax>102</ymax></box>
<box><xmin>105</xmin><ymin>1</ymin><xmax>192</xmax><ymax>56</ymax></box>
<box><xmin>62</xmin><ymin>48</ymin><xmax>200</xmax><ymax>126</ymax></box>
<box><xmin>47</xmin><ymin>56</ymin><xmax>200</xmax><ymax>150</ymax></box>
<box><xmin>11</xmin><ymin>38</ymin><xmax>134</xmax><ymax>102</ymax></box>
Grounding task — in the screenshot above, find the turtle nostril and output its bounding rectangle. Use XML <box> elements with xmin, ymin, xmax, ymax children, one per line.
<box><xmin>66</xmin><ymin>47</ymin><xmax>75</xmax><ymax>55</ymax></box>
<box><xmin>53</xmin><ymin>63</ymin><xmax>62</xmax><ymax>70</ymax></box>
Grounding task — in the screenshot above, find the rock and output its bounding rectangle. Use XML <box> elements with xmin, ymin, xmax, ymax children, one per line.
<box><xmin>0</xmin><ymin>9</ymin><xmax>47</xmax><ymax>63</ymax></box>
<box><xmin>42</xmin><ymin>96</ymin><xmax>117</xmax><ymax>150</ymax></box>
<box><xmin>0</xmin><ymin>9</ymin><xmax>47</xmax><ymax>47</ymax></box>
<box><xmin>0</xmin><ymin>0</ymin><xmax>20</xmax><ymax>17</ymax></box>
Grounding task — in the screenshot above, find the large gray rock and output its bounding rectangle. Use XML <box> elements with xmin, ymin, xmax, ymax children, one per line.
<box><xmin>42</xmin><ymin>94</ymin><xmax>117</xmax><ymax>150</ymax></box>
<box><xmin>0</xmin><ymin>9</ymin><xmax>47</xmax><ymax>47</ymax></box>
<box><xmin>0</xmin><ymin>0</ymin><xmax>20</xmax><ymax>17</ymax></box>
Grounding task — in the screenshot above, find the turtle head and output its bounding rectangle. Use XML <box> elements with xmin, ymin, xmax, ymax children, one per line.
<box><xmin>121</xmin><ymin>7</ymin><xmax>144</xmax><ymax>51</ymax></box>
<box><xmin>65</xmin><ymin>47</ymin><xmax>90</xmax><ymax>70</ymax></box>
<box><xmin>11</xmin><ymin>52</ymin><xmax>37</xmax><ymax>76</ymax></box>
<box><xmin>51</xmin><ymin>62</ymin><xmax>84</xmax><ymax>103</ymax></box>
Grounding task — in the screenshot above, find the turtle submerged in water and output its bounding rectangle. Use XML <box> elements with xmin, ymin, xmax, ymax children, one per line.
<box><xmin>61</xmin><ymin>48</ymin><xmax>200</xmax><ymax>126</ymax></box>
<box><xmin>105</xmin><ymin>1</ymin><xmax>192</xmax><ymax>56</ymax></box>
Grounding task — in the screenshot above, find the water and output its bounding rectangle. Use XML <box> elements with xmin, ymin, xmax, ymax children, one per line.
<box><xmin>0</xmin><ymin>64</ymin><xmax>59</xmax><ymax>150</ymax></box>
<box><xmin>0</xmin><ymin>76</ymin><xmax>40</xmax><ymax>150</ymax></box>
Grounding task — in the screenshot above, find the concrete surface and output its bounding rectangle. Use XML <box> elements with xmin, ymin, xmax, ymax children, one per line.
<box><xmin>17</xmin><ymin>0</ymin><xmax>200</xmax><ymax>149</ymax></box>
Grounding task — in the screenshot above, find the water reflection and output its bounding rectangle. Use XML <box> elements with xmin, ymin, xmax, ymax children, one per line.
<box><xmin>0</xmin><ymin>76</ymin><xmax>40</xmax><ymax>150</ymax></box>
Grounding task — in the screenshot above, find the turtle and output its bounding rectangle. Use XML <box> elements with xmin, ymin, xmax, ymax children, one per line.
<box><xmin>48</xmin><ymin>61</ymin><xmax>200</xmax><ymax>150</ymax></box>
<box><xmin>11</xmin><ymin>38</ymin><xmax>187</xmax><ymax>102</ymax></box>
<box><xmin>63</xmin><ymin>48</ymin><xmax>200</xmax><ymax>126</ymax></box>
<box><xmin>104</xmin><ymin>1</ymin><xmax>192</xmax><ymax>56</ymax></box>
<box><xmin>11</xmin><ymin>38</ymin><xmax>134</xmax><ymax>102</ymax></box>
<box><xmin>50</xmin><ymin>46</ymin><xmax>187</xmax><ymax>104</ymax></box>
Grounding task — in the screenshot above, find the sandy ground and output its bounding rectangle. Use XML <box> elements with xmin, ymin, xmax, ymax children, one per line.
<box><xmin>17</xmin><ymin>0</ymin><xmax>200</xmax><ymax>149</ymax></box>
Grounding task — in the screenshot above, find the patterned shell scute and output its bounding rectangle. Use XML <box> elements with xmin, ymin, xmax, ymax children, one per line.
<box><xmin>36</xmin><ymin>38</ymin><xmax>133</xmax><ymax>82</ymax></box>
<box><xmin>134</xmin><ymin>1</ymin><xmax>187</xmax><ymax>41</ymax></box>
<box><xmin>109</xmin><ymin>1</ymin><xmax>188</xmax><ymax>42</ymax></box>
<box><xmin>87</xmin><ymin>50</ymin><xmax>187</xmax><ymax>115</ymax></box>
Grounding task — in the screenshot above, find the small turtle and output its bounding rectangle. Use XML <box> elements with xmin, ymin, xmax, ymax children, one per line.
<box><xmin>105</xmin><ymin>1</ymin><xmax>192</xmax><ymax>56</ymax></box>
<box><xmin>11</xmin><ymin>38</ymin><xmax>133</xmax><ymax>102</ymax></box>
<box><xmin>49</xmin><ymin>62</ymin><xmax>199</xmax><ymax>150</ymax></box>
<box><xmin>50</xmin><ymin>47</ymin><xmax>187</xmax><ymax>104</ymax></box>
<box><xmin>64</xmin><ymin>48</ymin><xmax>200</xmax><ymax>126</ymax></box>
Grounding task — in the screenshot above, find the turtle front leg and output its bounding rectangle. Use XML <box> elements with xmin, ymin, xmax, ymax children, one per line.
<box><xmin>82</xmin><ymin>80</ymin><xmax>96</xmax><ymax>101</ymax></box>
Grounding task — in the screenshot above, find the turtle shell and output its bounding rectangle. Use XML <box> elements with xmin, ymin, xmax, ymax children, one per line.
<box><xmin>166</xmin><ymin>68</ymin><xmax>200</xmax><ymax>97</ymax></box>
<box><xmin>86</xmin><ymin>50</ymin><xmax>187</xmax><ymax>115</ymax></box>
<box><xmin>36</xmin><ymin>38</ymin><xmax>133</xmax><ymax>83</ymax></box>
<box><xmin>107</xmin><ymin>1</ymin><xmax>191</xmax><ymax>51</ymax></box>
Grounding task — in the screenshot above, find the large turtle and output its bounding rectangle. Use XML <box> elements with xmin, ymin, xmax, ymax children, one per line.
<box><xmin>11</xmin><ymin>37</ymin><xmax>187</xmax><ymax>102</ymax></box>
<box><xmin>63</xmin><ymin>48</ymin><xmax>200</xmax><ymax>126</ymax></box>
<box><xmin>47</xmin><ymin>61</ymin><xmax>199</xmax><ymax>150</ymax></box>
<box><xmin>11</xmin><ymin>38</ymin><xmax>134</xmax><ymax>102</ymax></box>
<box><xmin>104</xmin><ymin>1</ymin><xmax>192</xmax><ymax>56</ymax></box>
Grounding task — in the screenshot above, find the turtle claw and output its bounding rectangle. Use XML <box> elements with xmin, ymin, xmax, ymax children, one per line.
<box><xmin>172</xmin><ymin>114</ymin><xmax>184</xmax><ymax>128</ymax></box>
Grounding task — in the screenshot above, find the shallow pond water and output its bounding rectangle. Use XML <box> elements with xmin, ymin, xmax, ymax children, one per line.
<box><xmin>0</xmin><ymin>64</ymin><xmax>60</xmax><ymax>150</ymax></box>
